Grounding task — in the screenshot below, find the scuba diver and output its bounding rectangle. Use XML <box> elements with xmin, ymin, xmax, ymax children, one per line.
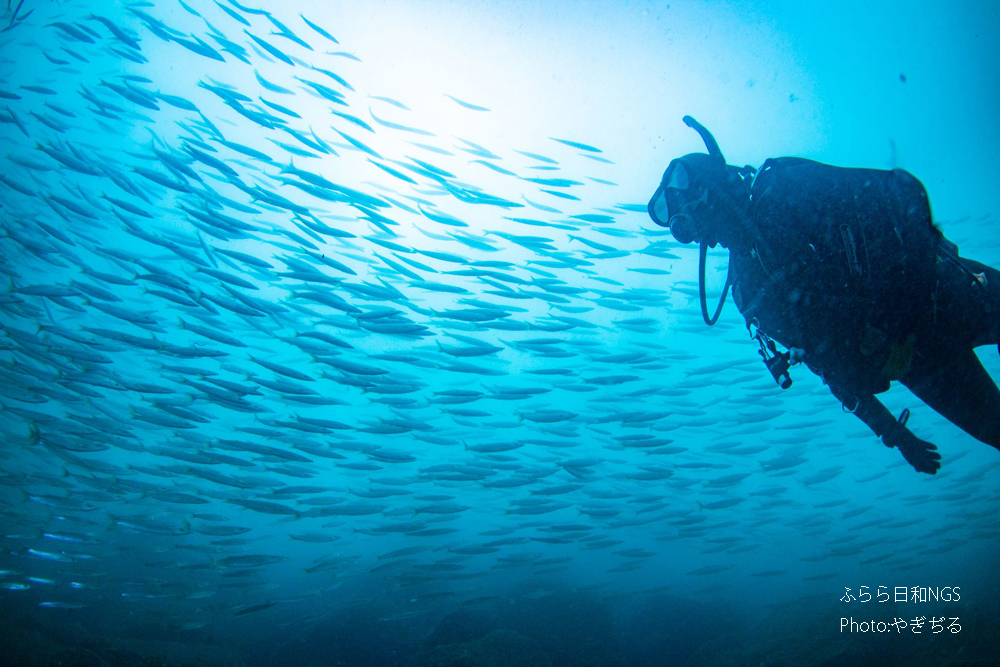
<box><xmin>648</xmin><ymin>116</ymin><xmax>1000</xmax><ymax>474</ymax></box>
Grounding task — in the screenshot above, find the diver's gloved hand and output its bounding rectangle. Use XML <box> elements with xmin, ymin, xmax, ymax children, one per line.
<box><xmin>882</xmin><ymin>423</ymin><xmax>941</xmax><ymax>474</ymax></box>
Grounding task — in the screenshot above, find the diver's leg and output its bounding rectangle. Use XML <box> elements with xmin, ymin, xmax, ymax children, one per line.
<box><xmin>901</xmin><ymin>347</ymin><xmax>1000</xmax><ymax>450</ymax></box>
<box><xmin>938</xmin><ymin>255</ymin><xmax>1000</xmax><ymax>348</ymax></box>
<box><xmin>958</xmin><ymin>257</ymin><xmax>1000</xmax><ymax>347</ymax></box>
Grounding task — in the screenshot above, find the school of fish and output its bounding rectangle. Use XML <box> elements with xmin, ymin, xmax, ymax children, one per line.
<box><xmin>1</xmin><ymin>0</ymin><xmax>999</xmax><ymax>642</ymax></box>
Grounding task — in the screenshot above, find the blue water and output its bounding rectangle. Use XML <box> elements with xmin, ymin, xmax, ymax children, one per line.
<box><xmin>1</xmin><ymin>2</ymin><xmax>998</xmax><ymax>666</ymax></box>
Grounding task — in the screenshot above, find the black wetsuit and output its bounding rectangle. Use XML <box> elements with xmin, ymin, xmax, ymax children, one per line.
<box><xmin>900</xmin><ymin>253</ymin><xmax>1000</xmax><ymax>448</ymax></box>
<box><xmin>728</xmin><ymin>157</ymin><xmax>1000</xmax><ymax>451</ymax></box>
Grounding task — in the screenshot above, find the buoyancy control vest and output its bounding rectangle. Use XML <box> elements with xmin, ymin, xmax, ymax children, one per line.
<box><xmin>730</xmin><ymin>157</ymin><xmax>942</xmax><ymax>394</ymax></box>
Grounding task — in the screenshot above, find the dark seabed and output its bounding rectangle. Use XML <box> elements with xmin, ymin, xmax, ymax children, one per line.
<box><xmin>1</xmin><ymin>1</ymin><xmax>998</xmax><ymax>666</ymax></box>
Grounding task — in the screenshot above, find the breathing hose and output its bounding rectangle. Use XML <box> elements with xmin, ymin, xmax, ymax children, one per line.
<box><xmin>699</xmin><ymin>240</ymin><xmax>731</xmax><ymax>326</ymax></box>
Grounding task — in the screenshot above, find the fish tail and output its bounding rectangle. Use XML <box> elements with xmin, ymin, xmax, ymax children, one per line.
<box><xmin>41</xmin><ymin>298</ymin><xmax>55</xmax><ymax>324</ymax></box>
<box><xmin>26</xmin><ymin>420</ymin><xmax>40</xmax><ymax>446</ymax></box>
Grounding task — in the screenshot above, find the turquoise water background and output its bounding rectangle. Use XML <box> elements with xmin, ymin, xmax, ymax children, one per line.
<box><xmin>1</xmin><ymin>2</ymin><xmax>998</xmax><ymax>665</ymax></box>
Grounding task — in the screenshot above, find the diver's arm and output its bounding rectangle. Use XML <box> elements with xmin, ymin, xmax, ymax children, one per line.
<box><xmin>825</xmin><ymin>383</ymin><xmax>897</xmax><ymax>437</ymax></box>
<box><xmin>826</xmin><ymin>382</ymin><xmax>941</xmax><ymax>474</ymax></box>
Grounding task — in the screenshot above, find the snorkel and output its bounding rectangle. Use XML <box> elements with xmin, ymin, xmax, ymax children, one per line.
<box><xmin>684</xmin><ymin>115</ymin><xmax>724</xmax><ymax>160</ymax></box>
<box><xmin>681</xmin><ymin>115</ymin><xmax>732</xmax><ymax>326</ymax></box>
